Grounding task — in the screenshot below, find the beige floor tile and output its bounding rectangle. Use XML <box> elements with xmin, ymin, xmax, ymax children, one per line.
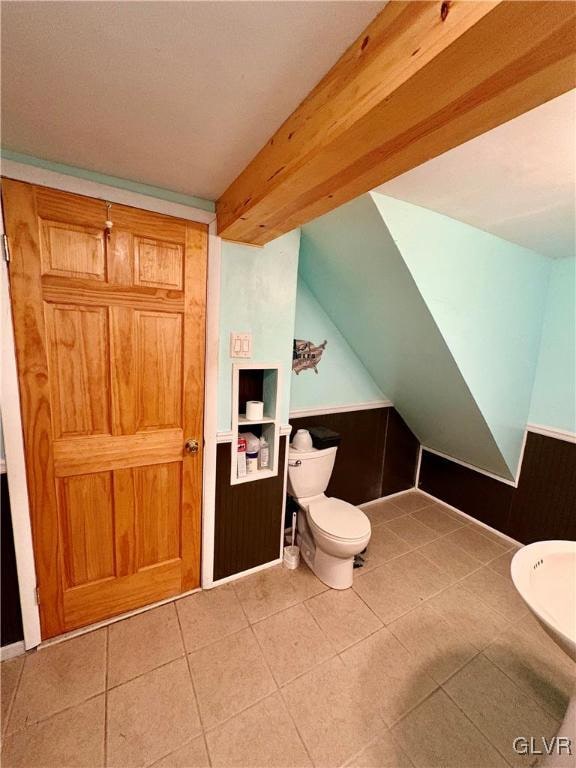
<box><xmin>1</xmin><ymin>657</ymin><xmax>24</xmax><ymax>734</ymax></box>
<box><xmin>392</xmin><ymin>689</ymin><xmax>508</xmax><ymax>768</ymax></box>
<box><xmin>485</xmin><ymin>624</ymin><xmax>575</xmax><ymax>721</ymax></box>
<box><xmin>443</xmin><ymin>525</ymin><xmax>509</xmax><ymax>563</ymax></box>
<box><xmin>1</xmin><ymin>694</ymin><xmax>104</xmax><ymax>768</ymax></box>
<box><xmin>340</xmin><ymin>627</ymin><xmax>438</xmax><ymax>726</ymax></box>
<box><xmin>363</xmin><ymin>524</ymin><xmax>412</xmax><ymax>571</ymax></box>
<box><xmin>390</xmin><ymin>492</ymin><xmax>432</xmax><ymax>514</ymax></box>
<box><xmin>488</xmin><ymin>547</ymin><xmax>519</xmax><ymax>578</ymax></box>
<box><xmin>7</xmin><ymin>628</ymin><xmax>106</xmax><ymax>732</ymax></box>
<box><xmin>206</xmin><ymin>691</ymin><xmax>312</xmax><ymax>768</ymax></box>
<box><xmin>466</xmin><ymin>521</ymin><xmax>515</xmax><ymax>547</ymax></box>
<box><xmin>411</xmin><ymin>504</ymin><xmax>466</xmax><ymax>535</ymax></box>
<box><xmin>176</xmin><ymin>584</ymin><xmax>248</xmax><ymax>653</ymax></box>
<box><xmin>353</xmin><ymin>551</ymin><xmax>451</xmax><ymax>624</ymax></box>
<box><xmin>388</xmin><ymin>603</ymin><xmax>478</xmax><ymax>683</ymax></box>
<box><xmin>108</xmin><ymin>603</ymin><xmax>184</xmax><ymax>688</ymax></box>
<box><xmin>360</xmin><ymin>499</ymin><xmax>407</xmax><ymax>526</ymax></box>
<box><xmin>346</xmin><ymin>731</ymin><xmax>414</xmax><ymax>768</ymax></box>
<box><xmin>427</xmin><ymin>583</ymin><xmax>510</xmax><ymax>650</ymax></box>
<box><xmin>444</xmin><ymin>654</ymin><xmax>560</xmax><ymax>767</ymax></box>
<box><xmin>287</xmin><ymin>562</ymin><xmax>327</xmax><ymax>600</ymax></box>
<box><xmin>281</xmin><ymin>656</ymin><xmax>385</xmax><ymax>768</ymax></box>
<box><xmin>233</xmin><ymin>566</ymin><xmax>300</xmax><ymax>623</ymax></box>
<box><xmin>189</xmin><ymin>627</ymin><xmax>276</xmax><ymax>728</ymax></box>
<box><xmin>418</xmin><ymin>536</ymin><xmax>483</xmax><ymax>581</ymax></box>
<box><xmin>107</xmin><ymin>657</ymin><xmax>200</xmax><ymax>768</ymax></box>
<box><xmin>384</xmin><ymin>515</ymin><xmax>440</xmax><ymax>547</ymax></box>
<box><xmin>150</xmin><ymin>736</ymin><xmax>210</xmax><ymax>768</ymax></box>
<box><xmin>461</xmin><ymin>566</ymin><xmax>530</xmax><ymax>621</ymax></box>
<box><xmin>306</xmin><ymin>588</ymin><xmax>383</xmax><ymax>652</ymax></box>
<box><xmin>253</xmin><ymin>603</ymin><xmax>333</xmax><ymax>685</ymax></box>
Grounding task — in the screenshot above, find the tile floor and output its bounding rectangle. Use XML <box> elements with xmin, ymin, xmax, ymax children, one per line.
<box><xmin>1</xmin><ymin>491</ymin><xmax>574</xmax><ymax>768</ymax></box>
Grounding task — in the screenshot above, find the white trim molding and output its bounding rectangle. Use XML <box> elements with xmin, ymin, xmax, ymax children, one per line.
<box><xmin>289</xmin><ymin>400</ymin><xmax>392</xmax><ymax>419</ymax></box>
<box><xmin>200</xmin><ymin>221</ymin><xmax>221</xmax><ymax>590</ymax></box>
<box><xmin>527</xmin><ymin>423</ymin><xmax>576</xmax><ymax>444</ymax></box>
<box><xmin>1</xmin><ymin>159</ymin><xmax>216</xmax><ymax>225</ymax></box>
<box><xmin>1</xmin><ymin>208</ymin><xmax>42</xmax><ymax>650</ymax></box>
<box><xmin>209</xmin><ymin>557</ymin><xmax>283</xmax><ymax>589</ymax></box>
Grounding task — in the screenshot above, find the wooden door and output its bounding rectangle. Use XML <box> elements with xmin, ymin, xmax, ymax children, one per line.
<box><xmin>2</xmin><ymin>180</ymin><xmax>207</xmax><ymax>639</ymax></box>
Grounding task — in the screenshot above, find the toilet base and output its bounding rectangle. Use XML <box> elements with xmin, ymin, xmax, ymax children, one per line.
<box><xmin>297</xmin><ymin>529</ymin><xmax>354</xmax><ymax>590</ymax></box>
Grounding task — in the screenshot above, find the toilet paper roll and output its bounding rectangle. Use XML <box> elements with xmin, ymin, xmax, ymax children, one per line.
<box><xmin>246</xmin><ymin>400</ymin><xmax>264</xmax><ymax>420</ymax></box>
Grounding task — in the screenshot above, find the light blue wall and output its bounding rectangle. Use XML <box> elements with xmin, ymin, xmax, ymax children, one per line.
<box><xmin>0</xmin><ymin>149</ymin><xmax>215</xmax><ymax>212</ymax></box>
<box><xmin>300</xmin><ymin>194</ymin><xmax>512</xmax><ymax>478</ymax></box>
<box><xmin>290</xmin><ymin>277</ymin><xmax>386</xmax><ymax>412</ymax></box>
<box><xmin>373</xmin><ymin>194</ymin><xmax>550</xmax><ymax>474</ymax></box>
<box><xmin>529</xmin><ymin>257</ymin><xmax>576</xmax><ymax>432</ymax></box>
<box><xmin>218</xmin><ymin>231</ymin><xmax>300</xmax><ymax>431</ymax></box>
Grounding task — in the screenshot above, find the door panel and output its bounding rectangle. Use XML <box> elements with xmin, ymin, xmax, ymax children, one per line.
<box><xmin>45</xmin><ymin>304</ymin><xmax>111</xmax><ymax>438</ymax></box>
<box><xmin>58</xmin><ymin>472</ymin><xmax>115</xmax><ymax>588</ymax></box>
<box><xmin>3</xmin><ymin>179</ymin><xmax>207</xmax><ymax>638</ymax></box>
<box><xmin>134</xmin><ymin>462</ymin><xmax>181</xmax><ymax>569</ymax></box>
<box><xmin>136</xmin><ymin>311</ymin><xmax>182</xmax><ymax>430</ymax></box>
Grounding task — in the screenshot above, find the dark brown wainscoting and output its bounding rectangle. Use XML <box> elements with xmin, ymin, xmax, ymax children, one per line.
<box><xmin>289</xmin><ymin>407</ymin><xmax>418</xmax><ymax>506</ymax></box>
<box><xmin>213</xmin><ymin>437</ymin><xmax>287</xmax><ymax>581</ymax></box>
<box><xmin>1</xmin><ymin>473</ymin><xmax>24</xmax><ymax>646</ymax></box>
<box><xmin>419</xmin><ymin>433</ymin><xmax>576</xmax><ymax>543</ymax></box>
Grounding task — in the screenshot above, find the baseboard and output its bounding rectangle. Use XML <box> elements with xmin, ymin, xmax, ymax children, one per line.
<box><xmin>359</xmin><ymin>487</ymin><xmax>416</xmax><ymax>508</ymax></box>
<box><xmin>289</xmin><ymin>401</ymin><xmax>392</xmax><ymax>418</ymax></box>
<box><xmin>0</xmin><ymin>640</ymin><xmax>25</xmax><ymax>661</ymax></box>
<box><xmin>209</xmin><ymin>557</ymin><xmax>283</xmax><ymax>588</ymax></box>
<box><xmin>418</xmin><ymin>490</ymin><xmax>521</xmax><ymax>548</ymax></box>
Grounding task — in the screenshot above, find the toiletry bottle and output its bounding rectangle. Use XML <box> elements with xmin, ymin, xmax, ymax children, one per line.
<box><xmin>237</xmin><ymin>436</ymin><xmax>247</xmax><ymax>478</ymax></box>
<box><xmin>258</xmin><ymin>435</ymin><xmax>269</xmax><ymax>469</ymax></box>
<box><xmin>244</xmin><ymin>432</ymin><xmax>260</xmax><ymax>473</ymax></box>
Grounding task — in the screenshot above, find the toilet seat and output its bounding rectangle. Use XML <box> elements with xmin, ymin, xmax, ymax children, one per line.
<box><xmin>308</xmin><ymin>497</ymin><xmax>371</xmax><ymax>542</ymax></box>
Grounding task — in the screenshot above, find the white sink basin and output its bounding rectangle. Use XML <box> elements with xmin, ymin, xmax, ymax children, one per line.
<box><xmin>511</xmin><ymin>540</ymin><xmax>576</xmax><ymax>661</ymax></box>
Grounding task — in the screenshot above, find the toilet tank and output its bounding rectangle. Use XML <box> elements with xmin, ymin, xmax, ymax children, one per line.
<box><xmin>287</xmin><ymin>446</ymin><xmax>337</xmax><ymax>500</ymax></box>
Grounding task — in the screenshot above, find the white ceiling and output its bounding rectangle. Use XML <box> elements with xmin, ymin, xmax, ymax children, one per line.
<box><xmin>1</xmin><ymin>0</ymin><xmax>385</xmax><ymax>201</ymax></box>
<box><xmin>376</xmin><ymin>90</ymin><xmax>576</xmax><ymax>260</ymax></box>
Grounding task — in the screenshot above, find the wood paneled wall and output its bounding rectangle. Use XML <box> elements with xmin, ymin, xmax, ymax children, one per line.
<box><xmin>1</xmin><ymin>474</ymin><xmax>24</xmax><ymax>646</ymax></box>
<box><xmin>419</xmin><ymin>433</ymin><xmax>576</xmax><ymax>543</ymax></box>
<box><xmin>289</xmin><ymin>407</ymin><xmax>418</xmax><ymax>506</ymax></box>
<box><xmin>213</xmin><ymin>437</ymin><xmax>287</xmax><ymax>581</ymax></box>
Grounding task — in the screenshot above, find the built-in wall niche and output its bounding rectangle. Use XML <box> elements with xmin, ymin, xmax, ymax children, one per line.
<box><xmin>231</xmin><ymin>363</ymin><xmax>281</xmax><ymax>485</ymax></box>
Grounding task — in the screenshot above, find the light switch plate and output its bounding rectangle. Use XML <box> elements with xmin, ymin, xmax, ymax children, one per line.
<box><xmin>230</xmin><ymin>332</ymin><xmax>252</xmax><ymax>358</ymax></box>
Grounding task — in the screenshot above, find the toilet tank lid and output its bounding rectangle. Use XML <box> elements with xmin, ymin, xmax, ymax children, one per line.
<box><xmin>288</xmin><ymin>445</ymin><xmax>337</xmax><ymax>459</ymax></box>
<box><xmin>308</xmin><ymin>497</ymin><xmax>371</xmax><ymax>540</ymax></box>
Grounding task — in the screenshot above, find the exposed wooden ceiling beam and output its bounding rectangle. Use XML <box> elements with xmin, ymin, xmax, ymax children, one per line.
<box><xmin>216</xmin><ymin>1</ymin><xmax>576</xmax><ymax>246</ymax></box>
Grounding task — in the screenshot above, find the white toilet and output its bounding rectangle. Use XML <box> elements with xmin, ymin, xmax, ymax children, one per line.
<box><xmin>287</xmin><ymin>438</ymin><xmax>371</xmax><ymax>589</ymax></box>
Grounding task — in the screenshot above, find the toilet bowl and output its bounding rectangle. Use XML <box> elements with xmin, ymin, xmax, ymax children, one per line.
<box><xmin>287</xmin><ymin>443</ymin><xmax>371</xmax><ymax>589</ymax></box>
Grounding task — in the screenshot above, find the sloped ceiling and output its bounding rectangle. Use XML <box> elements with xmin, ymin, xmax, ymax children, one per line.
<box><xmin>299</xmin><ymin>195</ymin><xmax>513</xmax><ymax>479</ymax></box>
<box><xmin>375</xmin><ymin>90</ymin><xmax>576</xmax><ymax>261</ymax></box>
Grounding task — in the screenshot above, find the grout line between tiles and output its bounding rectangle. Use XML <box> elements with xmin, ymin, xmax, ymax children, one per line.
<box><xmin>173</xmin><ymin>598</ymin><xmax>212</xmax><ymax>765</ymax></box>
<box><xmin>2</xmin><ymin>652</ymin><xmax>26</xmax><ymax>739</ymax></box>
<box><xmin>103</xmin><ymin>627</ymin><xmax>109</xmax><ymax>768</ymax></box>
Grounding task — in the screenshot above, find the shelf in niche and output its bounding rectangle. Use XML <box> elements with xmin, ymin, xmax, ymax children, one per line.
<box><xmin>233</xmin><ymin>468</ymin><xmax>275</xmax><ymax>485</ymax></box>
<box><xmin>238</xmin><ymin>414</ymin><xmax>275</xmax><ymax>425</ymax></box>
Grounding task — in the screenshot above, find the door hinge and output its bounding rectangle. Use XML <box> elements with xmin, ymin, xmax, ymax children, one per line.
<box><xmin>2</xmin><ymin>234</ymin><xmax>10</xmax><ymax>263</ymax></box>
<box><xmin>35</xmin><ymin>586</ymin><xmax>40</xmax><ymax>605</ymax></box>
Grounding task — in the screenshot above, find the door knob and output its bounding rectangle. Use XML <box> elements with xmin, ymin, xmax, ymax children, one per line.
<box><xmin>185</xmin><ymin>438</ymin><xmax>200</xmax><ymax>454</ymax></box>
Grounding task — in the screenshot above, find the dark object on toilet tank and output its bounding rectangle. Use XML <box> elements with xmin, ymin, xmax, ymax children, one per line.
<box><xmin>309</xmin><ymin>426</ymin><xmax>341</xmax><ymax>449</ymax></box>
